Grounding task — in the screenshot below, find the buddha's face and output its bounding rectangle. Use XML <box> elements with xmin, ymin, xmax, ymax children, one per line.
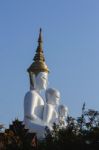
<box><xmin>47</xmin><ymin>89</ymin><xmax>60</xmax><ymax>105</ymax></box>
<box><xmin>59</xmin><ymin>105</ymin><xmax>68</xmax><ymax>117</ymax></box>
<box><xmin>35</xmin><ymin>72</ymin><xmax>48</xmax><ymax>90</ymax></box>
<box><xmin>51</xmin><ymin>92</ymin><xmax>60</xmax><ymax>105</ymax></box>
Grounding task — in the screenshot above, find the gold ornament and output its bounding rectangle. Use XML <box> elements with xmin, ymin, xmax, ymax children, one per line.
<box><xmin>27</xmin><ymin>28</ymin><xmax>49</xmax><ymax>75</ymax></box>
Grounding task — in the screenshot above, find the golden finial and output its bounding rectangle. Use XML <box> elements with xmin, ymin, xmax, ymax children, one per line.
<box><xmin>27</xmin><ymin>29</ymin><xmax>49</xmax><ymax>75</ymax></box>
<box><xmin>38</xmin><ymin>28</ymin><xmax>43</xmax><ymax>43</ymax></box>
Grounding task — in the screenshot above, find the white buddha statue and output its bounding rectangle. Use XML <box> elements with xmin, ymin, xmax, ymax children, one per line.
<box><xmin>58</xmin><ymin>105</ymin><xmax>68</xmax><ymax>127</ymax></box>
<box><xmin>43</xmin><ymin>88</ymin><xmax>60</xmax><ymax>129</ymax></box>
<box><xmin>24</xmin><ymin>29</ymin><xmax>50</xmax><ymax>138</ymax></box>
<box><xmin>24</xmin><ymin>29</ymin><xmax>68</xmax><ymax>138</ymax></box>
<box><xmin>24</xmin><ymin>72</ymin><xmax>48</xmax><ymax>138</ymax></box>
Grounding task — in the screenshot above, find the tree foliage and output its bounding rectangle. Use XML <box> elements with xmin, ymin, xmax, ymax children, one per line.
<box><xmin>0</xmin><ymin>119</ymin><xmax>37</xmax><ymax>150</ymax></box>
<box><xmin>0</xmin><ymin>105</ymin><xmax>99</xmax><ymax>150</ymax></box>
<box><xmin>39</xmin><ymin>104</ymin><xmax>99</xmax><ymax>150</ymax></box>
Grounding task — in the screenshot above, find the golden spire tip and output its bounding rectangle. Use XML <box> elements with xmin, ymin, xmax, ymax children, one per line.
<box><xmin>38</xmin><ymin>28</ymin><xmax>43</xmax><ymax>43</ymax></box>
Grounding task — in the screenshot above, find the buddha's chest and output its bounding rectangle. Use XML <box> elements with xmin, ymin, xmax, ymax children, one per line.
<box><xmin>37</xmin><ymin>96</ymin><xmax>44</xmax><ymax>106</ymax></box>
<box><xmin>34</xmin><ymin>95</ymin><xmax>44</xmax><ymax>119</ymax></box>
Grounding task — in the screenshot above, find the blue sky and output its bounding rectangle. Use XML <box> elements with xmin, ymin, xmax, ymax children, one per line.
<box><xmin>0</xmin><ymin>0</ymin><xmax>99</xmax><ymax>127</ymax></box>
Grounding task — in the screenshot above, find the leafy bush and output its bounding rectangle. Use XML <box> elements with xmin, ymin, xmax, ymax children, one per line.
<box><xmin>0</xmin><ymin>104</ymin><xmax>99</xmax><ymax>150</ymax></box>
<box><xmin>39</xmin><ymin>103</ymin><xmax>99</xmax><ymax>150</ymax></box>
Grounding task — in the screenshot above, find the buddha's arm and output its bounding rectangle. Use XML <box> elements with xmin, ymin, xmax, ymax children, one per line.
<box><xmin>43</xmin><ymin>104</ymin><xmax>53</xmax><ymax>124</ymax></box>
<box><xmin>24</xmin><ymin>91</ymin><xmax>42</xmax><ymax>122</ymax></box>
<box><xmin>54</xmin><ymin>111</ymin><xmax>58</xmax><ymax>119</ymax></box>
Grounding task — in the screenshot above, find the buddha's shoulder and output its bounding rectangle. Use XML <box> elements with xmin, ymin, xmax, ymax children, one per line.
<box><xmin>45</xmin><ymin>103</ymin><xmax>55</xmax><ymax>109</ymax></box>
<box><xmin>25</xmin><ymin>90</ymin><xmax>38</xmax><ymax>98</ymax></box>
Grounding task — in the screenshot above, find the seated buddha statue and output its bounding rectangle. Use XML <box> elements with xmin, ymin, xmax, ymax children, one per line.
<box><xmin>43</xmin><ymin>88</ymin><xmax>60</xmax><ymax>128</ymax></box>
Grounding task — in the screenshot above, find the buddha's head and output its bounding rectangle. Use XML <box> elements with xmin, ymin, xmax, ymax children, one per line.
<box><xmin>35</xmin><ymin>72</ymin><xmax>48</xmax><ymax>90</ymax></box>
<box><xmin>45</xmin><ymin>88</ymin><xmax>60</xmax><ymax>106</ymax></box>
<box><xmin>27</xmin><ymin>29</ymin><xmax>49</xmax><ymax>91</ymax></box>
<box><xmin>30</xmin><ymin>72</ymin><xmax>48</xmax><ymax>91</ymax></box>
<box><xmin>58</xmin><ymin>105</ymin><xmax>68</xmax><ymax>117</ymax></box>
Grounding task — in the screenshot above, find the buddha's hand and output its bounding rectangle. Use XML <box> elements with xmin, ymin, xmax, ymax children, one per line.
<box><xmin>25</xmin><ymin>115</ymin><xmax>41</xmax><ymax>122</ymax></box>
<box><xmin>43</xmin><ymin>122</ymin><xmax>52</xmax><ymax>130</ymax></box>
